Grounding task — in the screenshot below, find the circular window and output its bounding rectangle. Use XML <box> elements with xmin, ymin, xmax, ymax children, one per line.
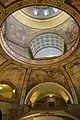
<box><xmin>0</xmin><ymin>5</ymin><xmax>79</xmax><ymax>66</ymax></box>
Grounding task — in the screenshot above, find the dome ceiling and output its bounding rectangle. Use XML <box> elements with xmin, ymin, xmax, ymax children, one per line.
<box><xmin>0</xmin><ymin>6</ymin><xmax>79</xmax><ymax>64</ymax></box>
<box><xmin>0</xmin><ymin>0</ymin><xmax>80</xmax><ymax>120</ymax></box>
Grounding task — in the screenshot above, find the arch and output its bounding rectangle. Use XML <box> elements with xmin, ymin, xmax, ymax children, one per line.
<box><xmin>24</xmin><ymin>82</ymin><xmax>73</xmax><ymax>105</ymax></box>
<box><xmin>19</xmin><ymin>109</ymin><xmax>78</xmax><ymax>120</ymax></box>
<box><xmin>0</xmin><ymin>80</ymin><xmax>18</xmax><ymax>100</ymax></box>
<box><xmin>0</xmin><ymin>80</ymin><xmax>16</xmax><ymax>90</ymax></box>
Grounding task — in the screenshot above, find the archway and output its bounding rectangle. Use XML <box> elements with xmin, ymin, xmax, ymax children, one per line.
<box><xmin>25</xmin><ymin>82</ymin><xmax>73</xmax><ymax>107</ymax></box>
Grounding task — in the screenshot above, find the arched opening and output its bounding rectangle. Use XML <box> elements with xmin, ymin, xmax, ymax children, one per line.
<box><xmin>24</xmin><ymin>82</ymin><xmax>73</xmax><ymax>108</ymax></box>
<box><xmin>0</xmin><ymin>82</ymin><xmax>16</xmax><ymax>101</ymax></box>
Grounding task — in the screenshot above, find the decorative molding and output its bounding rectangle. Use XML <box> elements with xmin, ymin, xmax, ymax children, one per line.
<box><xmin>20</xmin><ymin>68</ymin><xmax>31</xmax><ymax>105</ymax></box>
<box><xmin>60</xmin><ymin>66</ymin><xmax>78</xmax><ymax>103</ymax></box>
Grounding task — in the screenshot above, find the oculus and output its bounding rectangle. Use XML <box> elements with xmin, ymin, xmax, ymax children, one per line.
<box><xmin>0</xmin><ymin>6</ymin><xmax>79</xmax><ymax>65</ymax></box>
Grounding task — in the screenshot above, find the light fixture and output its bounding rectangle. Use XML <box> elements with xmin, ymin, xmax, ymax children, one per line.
<box><xmin>43</xmin><ymin>9</ymin><xmax>49</xmax><ymax>16</ymax></box>
<box><xmin>13</xmin><ymin>89</ymin><xmax>16</xmax><ymax>93</ymax></box>
<box><xmin>0</xmin><ymin>84</ymin><xmax>2</xmax><ymax>90</ymax></box>
<box><xmin>50</xmin><ymin>94</ymin><xmax>52</xmax><ymax>97</ymax></box>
